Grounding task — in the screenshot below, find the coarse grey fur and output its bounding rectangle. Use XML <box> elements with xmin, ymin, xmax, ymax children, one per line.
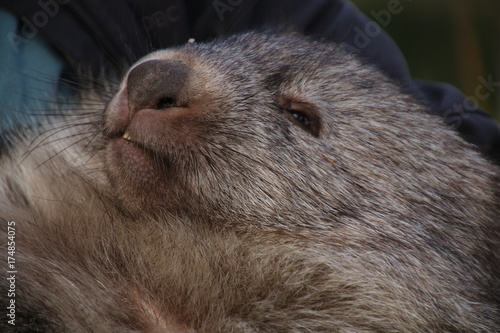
<box><xmin>1</xmin><ymin>31</ymin><xmax>499</xmax><ymax>332</ymax></box>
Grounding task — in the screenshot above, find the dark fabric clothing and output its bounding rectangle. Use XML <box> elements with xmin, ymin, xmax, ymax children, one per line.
<box><xmin>1</xmin><ymin>0</ymin><xmax>499</xmax><ymax>163</ymax></box>
<box><xmin>1</xmin><ymin>0</ymin><xmax>411</xmax><ymax>79</ymax></box>
<box><xmin>417</xmin><ymin>80</ymin><xmax>500</xmax><ymax>163</ymax></box>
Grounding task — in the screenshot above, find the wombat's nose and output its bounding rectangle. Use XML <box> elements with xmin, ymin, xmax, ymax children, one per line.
<box><xmin>126</xmin><ymin>59</ymin><xmax>190</xmax><ymax>113</ymax></box>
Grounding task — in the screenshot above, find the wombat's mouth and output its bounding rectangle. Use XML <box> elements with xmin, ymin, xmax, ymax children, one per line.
<box><xmin>117</xmin><ymin>129</ymin><xmax>164</xmax><ymax>160</ymax></box>
<box><xmin>118</xmin><ymin>129</ymin><xmax>142</xmax><ymax>147</ymax></box>
<box><xmin>106</xmin><ymin>120</ymin><xmax>172</xmax><ymax>169</ymax></box>
<box><xmin>122</xmin><ymin>130</ymin><xmax>133</xmax><ymax>142</ymax></box>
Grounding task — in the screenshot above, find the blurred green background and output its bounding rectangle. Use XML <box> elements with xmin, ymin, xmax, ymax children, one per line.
<box><xmin>351</xmin><ymin>0</ymin><xmax>499</xmax><ymax>120</ymax></box>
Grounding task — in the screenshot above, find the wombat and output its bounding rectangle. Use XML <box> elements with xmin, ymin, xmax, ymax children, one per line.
<box><xmin>1</xmin><ymin>31</ymin><xmax>499</xmax><ymax>332</ymax></box>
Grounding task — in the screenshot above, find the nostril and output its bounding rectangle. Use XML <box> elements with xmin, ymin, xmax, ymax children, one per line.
<box><xmin>155</xmin><ymin>97</ymin><xmax>177</xmax><ymax>109</ymax></box>
<box><xmin>126</xmin><ymin>59</ymin><xmax>190</xmax><ymax>114</ymax></box>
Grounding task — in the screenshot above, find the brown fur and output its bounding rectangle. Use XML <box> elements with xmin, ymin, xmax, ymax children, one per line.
<box><xmin>1</xmin><ymin>31</ymin><xmax>499</xmax><ymax>332</ymax></box>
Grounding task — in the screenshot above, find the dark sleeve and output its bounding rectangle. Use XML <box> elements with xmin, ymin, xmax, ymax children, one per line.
<box><xmin>416</xmin><ymin>80</ymin><xmax>500</xmax><ymax>163</ymax></box>
<box><xmin>2</xmin><ymin>0</ymin><xmax>499</xmax><ymax>163</ymax></box>
<box><xmin>0</xmin><ymin>0</ymin><xmax>408</xmax><ymax>79</ymax></box>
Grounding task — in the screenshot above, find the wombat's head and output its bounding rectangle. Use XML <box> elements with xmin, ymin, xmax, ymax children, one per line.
<box><xmin>103</xmin><ymin>32</ymin><xmax>490</xmax><ymax>231</ymax></box>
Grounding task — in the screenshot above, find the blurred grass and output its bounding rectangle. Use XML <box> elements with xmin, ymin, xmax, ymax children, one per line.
<box><xmin>351</xmin><ymin>0</ymin><xmax>499</xmax><ymax>121</ymax></box>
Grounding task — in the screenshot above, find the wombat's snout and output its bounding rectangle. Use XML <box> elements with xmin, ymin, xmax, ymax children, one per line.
<box><xmin>104</xmin><ymin>58</ymin><xmax>193</xmax><ymax>136</ymax></box>
<box><xmin>127</xmin><ymin>59</ymin><xmax>190</xmax><ymax>113</ymax></box>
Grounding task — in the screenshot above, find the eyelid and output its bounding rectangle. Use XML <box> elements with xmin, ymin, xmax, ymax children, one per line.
<box><xmin>278</xmin><ymin>97</ymin><xmax>321</xmax><ymax>137</ymax></box>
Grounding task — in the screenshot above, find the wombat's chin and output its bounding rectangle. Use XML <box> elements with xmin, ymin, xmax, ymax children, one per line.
<box><xmin>105</xmin><ymin>137</ymin><xmax>174</xmax><ymax>211</ymax></box>
<box><xmin>107</xmin><ymin>136</ymin><xmax>165</xmax><ymax>175</ymax></box>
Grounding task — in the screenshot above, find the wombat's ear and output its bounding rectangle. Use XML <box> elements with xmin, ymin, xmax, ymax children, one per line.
<box><xmin>278</xmin><ymin>97</ymin><xmax>321</xmax><ymax>137</ymax></box>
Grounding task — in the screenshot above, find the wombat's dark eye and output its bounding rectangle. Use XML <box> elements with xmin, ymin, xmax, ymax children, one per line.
<box><xmin>291</xmin><ymin>112</ymin><xmax>310</xmax><ymax>126</ymax></box>
<box><xmin>278</xmin><ymin>98</ymin><xmax>321</xmax><ymax>137</ymax></box>
<box><xmin>155</xmin><ymin>97</ymin><xmax>176</xmax><ymax>109</ymax></box>
<box><xmin>286</xmin><ymin>109</ymin><xmax>317</xmax><ymax>135</ymax></box>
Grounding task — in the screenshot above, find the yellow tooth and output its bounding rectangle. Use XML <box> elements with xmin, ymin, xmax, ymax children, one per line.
<box><xmin>122</xmin><ymin>131</ymin><xmax>132</xmax><ymax>141</ymax></box>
